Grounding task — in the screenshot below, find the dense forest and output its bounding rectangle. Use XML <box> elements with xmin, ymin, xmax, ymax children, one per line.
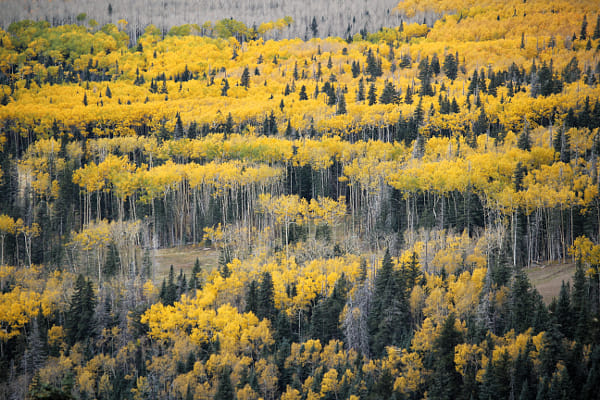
<box><xmin>0</xmin><ymin>0</ymin><xmax>406</xmax><ymax>42</ymax></box>
<box><xmin>2</xmin><ymin>0</ymin><xmax>600</xmax><ymax>398</ymax></box>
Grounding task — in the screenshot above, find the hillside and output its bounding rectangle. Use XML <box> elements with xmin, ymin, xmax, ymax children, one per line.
<box><xmin>0</xmin><ymin>0</ymin><xmax>406</xmax><ymax>42</ymax></box>
<box><xmin>1</xmin><ymin>1</ymin><xmax>600</xmax><ymax>399</ymax></box>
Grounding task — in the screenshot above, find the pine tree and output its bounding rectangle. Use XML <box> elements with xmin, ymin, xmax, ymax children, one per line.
<box><xmin>472</xmin><ymin>106</ymin><xmax>488</xmax><ymax>136</ymax></box>
<box><xmin>162</xmin><ymin>265</ymin><xmax>178</xmax><ymax>305</ymax></box>
<box><xmin>594</xmin><ymin>14</ymin><xmax>600</xmax><ymax>40</ymax></box>
<box><xmin>225</xmin><ymin>113</ymin><xmax>234</xmax><ymax>134</ymax></box>
<box><xmin>517</xmin><ymin>125</ymin><xmax>531</xmax><ymax>151</ymax></box>
<box><xmin>580</xmin><ymin>15</ymin><xmax>588</xmax><ymax>40</ymax></box>
<box><xmin>430</xmin><ymin>53</ymin><xmax>440</xmax><ymax>75</ymax></box>
<box><xmin>417</xmin><ymin>56</ymin><xmax>433</xmax><ymax>96</ymax></box>
<box><xmin>221</xmin><ymin>78</ymin><xmax>230</xmax><ymax>96</ymax></box>
<box><xmin>404</xmin><ymin>85</ymin><xmax>413</xmax><ymax>104</ymax></box>
<box><xmin>337</xmin><ymin>92</ymin><xmax>347</xmax><ymax>114</ymax></box>
<box><xmin>104</xmin><ymin>241</ymin><xmax>120</xmax><ymax>278</ymax></box>
<box><xmin>241</xmin><ymin>66</ymin><xmax>250</xmax><ymax>88</ymax></box>
<box><xmin>514</xmin><ymin>162</ymin><xmax>527</xmax><ymax>191</ymax></box>
<box><xmin>552</xmin><ymin>281</ymin><xmax>573</xmax><ymax>339</ymax></box>
<box><xmin>299</xmin><ymin>85</ymin><xmax>308</xmax><ymax>100</ymax></box>
<box><xmin>174</xmin><ymin>113</ymin><xmax>185</xmax><ymax>139</ymax></box>
<box><xmin>367</xmin><ymin>83</ymin><xmax>377</xmax><ymax>105</ymax></box>
<box><xmin>257</xmin><ymin>272</ymin><xmax>276</xmax><ymax>321</ymax></box>
<box><xmin>428</xmin><ymin>313</ymin><xmax>463</xmax><ymax>400</ymax></box>
<box><xmin>66</xmin><ymin>274</ymin><xmax>96</xmax><ymax>344</ymax></box>
<box><xmin>366</xmin><ymin>49</ymin><xmax>382</xmax><ymax>79</ymax></box>
<box><xmin>190</xmin><ymin>258</ymin><xmax>202</xmax><ymax>291</ymax></box>
<box><xmin>571</xmin><ymin>263</ymin><xmax>589</xmax><ymax>343</ymax></box>
<box><xmin>215</xmin><ymin>367</ymin><xmax>235</xmax><ymax>400</ymax></box>
<box><xmin>379</xmin><ymin>81</ymin><xmax>396</xmax><ymax>104</ymax></box>
<box><xmin>356</xmin><ymin>77</ymin><xmax>365</xmax><ymax>102</ymax></box>
<box><xmin>443</xmin><ymin>53</ymin><xmax>457</xmax><ymax>80</ymax></box>
<box><xmin>83</xmin><ymin>93</ymin><xmax>88</xmax><ymax>106</ymax></box>
<box><xmin>310</xmin><ymin>17</ymin><xmax>319</xmax><ymax>37</ymax></box>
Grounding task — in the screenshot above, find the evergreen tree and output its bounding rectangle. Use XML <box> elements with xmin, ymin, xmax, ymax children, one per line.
<box><xmin>66</xmin><ymin>274</ymin><xmax>96</xmax><ymax>344</ymax></box>
<box><xmin>241</xmin><ymin>66</ymin><xmax>250</xmax><ymax>88</ymax></box>
<box><xmin>367</xmin><ymin>83</ymin><xmax>377</xmax><ymax>105</ymax></box>
<box><xmin>379</xmin><ymin>81</ymin><xmax>396</xmax><ymax>104</ymax></box>
<box><xmin>190</xmin><ymin>258</ymin><xmax>202</xmax><ymax>291</ymax></box>
<box><xmin>187</xmin><ymin>121</ymin><xmax>198</xmax><ymax>139</ymax></box>
<box><xmin>215</xmin><ymin>367</ymin><xmax>235</xmax><ymax>400</ymax></box>
<box><xmin>553</xmin><ymin>281</ymin><xmax>573</xmax><ymax>339</ymax></box>
<box><xmin>366</xmin><ymin>49</ymin><xmax>382</xmax><ymax>79</ymax></box>
<box><xmin>337</xmin><ymin>92</ymin><xmax>347</xmax><ymax>114</ymax></box>
<box><xmin>221</xmin><ymin>78</ymin><xmax>230</xmax><ymax>96</ymax></box>
<box><xmin>257</xmin><ymin>272</ymin><xmax>276</xmax><ymax>321</ymax></box>
<box><xmin>225</xmin><ymin>113</ymin><xmax>234</xmax><ymax>135</ymax></box>
<box><xmin>299</xmin><ymin>85</ymin><xmax>308</xmax><ymax>100</ymax></box>
<box><xmin>517</xmin><ymin>125</ymin><xmax>531</xmax><ymax>151</ymax></box>
<box><xmin>310</xmin><ymin>17</ymin><xmax>318</xmax><ymax>37</ymax></box>
<box><xmin>430</xmin><ymin>53</ymin><xmax>440</xmax><ymax>75</ymax></box>
<box><xmin>571</xmin><ymin>264</ymin><xmax>589</xmax><ymax>343</ymax></box>
<box><xmin>417</xmin><ymin>56</ymin><xmax>433</xmax><ymax>96</ymax></box>
<box><xmin>428</xmin><ymin>313</ymin><xmax>463</xmax><ymax>400</ymax></box>
<box><xmin>594</xmin><ymin>14</ymin><xmax>600</xmax><ymax>40</ymax></box>
<box><xmin>443</xmin><ymin>53</ymin><xmax>458</xmax><ymax>80</ymax></box>
<box><xmin>103</xmin><ymin>241</ymin><xmax>120</xmax><ymax>278</ymax></box>
<box><xmin>174</xmin><ymin>113</ymin><xmax>185</xmax><ymax>139</ymax></box>
<box><xmin>562</xmin><ymin>57</ymin><xmax>581</xmax><ymax>83</ymax></box>
<box><xmin>404</xmin><ymin>85</ymin><xmax>413</xmax><ymax>104</ymax></box>
<box><xmin>356</xmin><ymin>78</ymin><xmax>365</xmax><ymax>102</ymax></box>
<box><xmin>514</xmin><ymin>162</ymin><xmax>527</xmax><ymax>192</ymax></box>
<box><xmin>161</xmin><ymin>265</ymin><xmax>178</xmax><ymax>305</ymax></box>
<box><xmin>472</xmin><ymin>106</ymin><xmax>488</xmax><ymax>136</ymax></box>
<box><xmin>245</xmin><ymin>280</ymin><xmax>259</xmax><ymax>315</ymax></box>
<box><xmin>580</xmin><ymin>14</ymin><xmax>588</xmax><ymax>40</ymax></box>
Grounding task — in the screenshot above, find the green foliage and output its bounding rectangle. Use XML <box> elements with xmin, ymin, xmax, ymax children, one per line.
<box><xmin>65</xmin><ymin>274</ymin><xmax>96</xmax><ymax>345</ymax></box>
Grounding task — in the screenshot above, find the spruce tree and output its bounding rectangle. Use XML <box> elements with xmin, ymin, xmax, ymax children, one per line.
<box><xmin>66</xmin><ymin>274</ymin><xmax>96</xmax><ymax>344</ymax></box>
<box><xmin>404</xmin><ymin>85</ymin><xmax>413</xmax><ymax>104</ymax></box>
<box><xmin>443</xmin><ymin>53</ymin><xmax>457</xmax><ymax>80</ymax></box>
<box><xmin>257</xmin><ymin>272</ymin><xmax>276</xmax><ymax>321</ymax></box>
<box><xmin>241</xmin><ymin>66</ymin><xmax>250</xmax><ymax>88</ymax></box>
<box><xmin>517</xmin><ymin>126</ymin><xmax>531</xmax><ymax>151</ymax></box>
<box><xmin>174</xmin><ymin>113</ymin><xmax>185</xmax><ymax>139</ymax></box>
<box><xmin>428</xmin><ymin>313</ymin><xmax>463</xmax><ymax>400</ymax></box>
<box><xmin>104</xmin><ymin>241</ymin><xmax>120</xmax><ymax>278</ymax></box>
<box><xmin>221</xmin><ymin>78</ymin><xmax>230</xmax><ymax>96</ymax></box>
<box><xmin>299</xmin><ymin>85</ymin><xmax>308</xmax><ymax>100</ymax></box>
<box><xmin>310</xmin><ymin>17</ymin><xmax>318</xmax><ymax>38</ymax></box>
<box><xmin>571</xmin><ymin>264</ymin><xmax>589</xmax><ymax>343</ymax></box>
<box><xmin>367</xmin><ymin>83</ymin><xmax>377</xmax><ymax>105</ymax></box>
<box><xmin>215</xmin><ymin>367</ymin><xmax>235</xmax><ymax>400</ymax></box>
<box><xmin>593</xmin><ymin>14</ymin><xmax>600</xmax><ymax>40</ymax></box>
<box><xmin>379</xmin><ymin>81</ymin><xmax>396</xmax><ymax>104</ymax></box>
<box><xmin>190</xmin><ymin>258</ymin><xmax>202</xmax><ymax>291</ymax></box>
<box><xmin>580</xmin><ymin>14</ymin><xmax>588</xmax><ymax>40</ymax></box>
<box><xmin>430</xmin><ymin>53</ymin><xmax>440</xmax><ymax>75</ymax></box>
<box><xmin>356</xmin><ymin>78</ymin><xmax>365</xmax><ymax>102</ymax></box>
<box><xmin>337</xmin><ymin>92</ymin><xmax>347</xmax><ymax>114</ymax></box>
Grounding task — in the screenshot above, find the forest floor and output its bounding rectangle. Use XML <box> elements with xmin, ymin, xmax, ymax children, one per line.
<box><xmin>153</xmin><ymin>245</ymin><xmax>218</xmax><ymax>280</ymax></box>
<box><xmin>527</xmin><ymin>262</ymin><xmax>576</xmax><ymax>304</ymax></box>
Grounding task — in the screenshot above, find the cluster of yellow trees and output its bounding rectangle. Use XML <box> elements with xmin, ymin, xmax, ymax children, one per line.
<box><xmin>2</xmin><ymin>0</ymin><xmax>600</xmax><ymax>398</ymax></box>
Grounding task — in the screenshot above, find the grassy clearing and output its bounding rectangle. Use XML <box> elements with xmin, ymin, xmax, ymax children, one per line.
<box><xmin>527</xmin><ymin>262</ymin><xmax>576</xmax><ymax>304</ymax></box>
<box><xmin>151</xmin><ymin>245</ymin><xmax>218</xmax><ymax>282</ymax></box>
